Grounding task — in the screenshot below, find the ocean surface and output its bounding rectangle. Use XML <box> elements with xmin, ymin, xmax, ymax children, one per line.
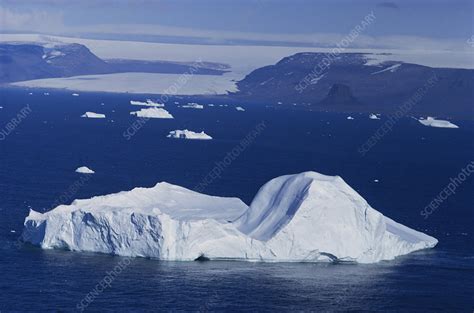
<box><xmin>0</xmin><ymin>88</ymin><xmax>473</xmax><ymax>312</ymax></box>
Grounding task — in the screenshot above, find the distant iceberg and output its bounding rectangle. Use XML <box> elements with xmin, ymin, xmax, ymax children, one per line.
<box><xmin>181</xmin><ymin>103</ymin><xmax>204</xmax><ymax>109</ymax></box>
<box><xmin>418</xmin><ymin>117</ymin><xmax>459</xmax><ymax>129</ymax></box>
<box><xmin>72</xmin><ymin>93</ymin><xmax>79</xmax><ymax>97</ymax></box>
<box><xmin>130</xmin><ymin>108</ymin><xmax>173</xmax><ymax>119</ymax></box>
<box><xmin>236</xmin><ymin>106</ymin><xmax>246</xmax><ymax>111</ymax></box>
<box><xmin>369</xmin><ymin>113</ymin><xmax>380</xmax><ymax>120</ymax></box>
<box><xmin>347</xmin><ymin>116</ymin><xmax>354</xmax><ymax>120</ymax></box>
<box><xmin>130</xmin><ymin>100</ymin><xmax>164</xmax><ymax>107</ymax></box>
<box><xmin>167</xmin><ymin>129</ymin><xmax>213</xmax><ymax>140</ymax></box>
<box><xmin>81</xmin><ymin>112</ymin><xmax>106</xmax><ymax>119</ymax></box>
<box><xmin>75</xmin><ymin>166</ymin><xmax>95</xmax><ymax>174</ymax></box>
<box><xmin>22</xmin><ymin>171</ymin><xmax>437</xmax><ymax>264</ymax></box>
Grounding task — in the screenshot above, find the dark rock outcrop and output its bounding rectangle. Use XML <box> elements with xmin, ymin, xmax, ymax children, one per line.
<box><xmin>319</xmin><ymin>83</ymin><xmax>360</xmax><ymax>106</ymax></box>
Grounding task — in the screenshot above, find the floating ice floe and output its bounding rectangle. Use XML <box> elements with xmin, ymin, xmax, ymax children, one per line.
<box><xmin>43</xmin><ymin>92</ymin><xmax>49</xmax><ymax>96</ymax></box>
<box><xmin>167</xmin><ymin>129</ymin><xmax>213</xmax><ymax>140</ymax></box>
<box><xmin>130</xmin><ymin>100</ymin><xmax>164</xmax><ymax>107</ymax></box>
<box><xmin>75</xmin><ymin>166</ymin><xmax>95</xmax><ymax>174</ymax></box>
<box><xmin>22</xmin><ymin>171</ymin><xmax>437</xmax><ymax>264</ymax></box>
<box><xmin>72</xmin><ymin>93</ymin><xmax>80</xmax><ymax>97</ymax></box>
<box><xmin>418</xmin><ymin>117</ymin><xmax>459</xmax><ymax>129</ymax></box>
<box><xmin>347</xmin><ymin>116</ymin><xmax>355</xmax><ymax>120</ymax></box>
<box><xmin>130</xmin><ymin>108</ymin><xmax>174</xmax><ymax>119</ymax></box>
<box><xmin>236</xmin><ymin>106</ymin><xmax>245</xmax><ymax>111</ymax></box>
<box><xmin>81</xmin><ymin>112</ymin><xmax>106</xmax><ymax>119</ymax></box>
<box><xmin>369</xmin><ymin>113</ymin><xmax>380</xmax><ymax>120</ymax></box>
<box><xmin>181</xmin><ymin>103</ymin><xmax>204</xmax><ymax>109</ymax></box>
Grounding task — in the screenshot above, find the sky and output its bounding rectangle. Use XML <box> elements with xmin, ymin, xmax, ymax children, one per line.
<box><xmin>0</xmin><ymin>0</ymin><xmax>473</xmax><ymax>50</ymax></box>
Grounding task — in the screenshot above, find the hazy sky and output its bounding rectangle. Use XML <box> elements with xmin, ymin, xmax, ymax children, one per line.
<box><xmin>1</xmin><ymin>0</ymin><xmax>473</xmax><ymax>49</ymax></box>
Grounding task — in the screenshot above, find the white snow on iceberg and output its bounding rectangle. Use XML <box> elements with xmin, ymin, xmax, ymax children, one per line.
<box><xmin>418</xmin><ymin>117</ymin><xmax>459</xmax><ymax>129</ymax></box>
<box><xmin>167</xmin><ymin>129</ymin><xmax>213</xmax><ymax>140</ymax></box>
<box><xmin>75</xmin><ymin>166</ymin><xmax>95</xmax><ymax>174</ymax></box>
<box><xmin>22</xmin><ymin>171</ymin><xmax>437</xmax><ymax>263</ymax></box>
<box><xmin>81</xmin><ymin>112</ymin><xmax>106</xmax><ymax>119</ymax></box>
<box><xmin>130</xmin><ymin>100</ymin><xmax>164</xmax><ymax>107</ymax></box>
<box><xmin>130</xmin><ymin>108</ymin><xmax>173</xmax><ymax>119</ymax></box>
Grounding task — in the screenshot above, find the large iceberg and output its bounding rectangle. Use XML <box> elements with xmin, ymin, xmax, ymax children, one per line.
<box><xmin>22</xmin><ymin>172</ymin><xmax>437</xmax><ymax>263</ymax></box>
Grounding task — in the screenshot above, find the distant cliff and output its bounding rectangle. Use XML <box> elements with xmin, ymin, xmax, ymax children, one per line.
<box><xmin>234</xmin><ymin>53</ymin><xmax>474</xmax><ymax>118</ymax></box>
<box><xmin>0</xmin><ymin>43</ymin><xmax>228</xmax><ymax>83</ymax></box>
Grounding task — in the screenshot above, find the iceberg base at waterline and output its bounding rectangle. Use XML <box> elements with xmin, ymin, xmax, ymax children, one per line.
<box><xmin>22</xmin><ymin>172</ymin><xmax>438</xmax><ymax>264</ymax></box>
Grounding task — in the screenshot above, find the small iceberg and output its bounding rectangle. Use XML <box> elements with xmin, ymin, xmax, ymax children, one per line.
<box><xmin>181</xmin><ymin>103</ymin><xmax>204</xmax><ymax>109</ymax></box>
<box><xmin>347</xmin><ymin>116</ymin><xmax>354</xmax><ymax>120</ymax></box>
<box><xmin>43</xmin><ymin>92</ymin><xmax>49</xmax><ymax>96</ymax></box>
<box><xmin>167</xmin><ymin>129</ymin><xmax>213</xmax><ymax>140</ymax></box>
<box><xmin>81</xmin><ymin>112</ymin><xmax>106</xmax><ymax>119</ymax></box>
<box><xmin>22</xmin><ymin>171</ymin><xmax>437</xmax><ymax>264</ymax></box>
<box><xmin>369</xmin><ymin>113</ymin><xmax>380</xmax><ymax>120</ymax></box>
<box><xmin>72</xmin><ymin>93</ymin><xmax>80</xmax><ymax>97</ymax></box>
<box><xmin>236</xmin><ymin>106</ymin><xmax>246</xmax><ymax>112</ymax></box>
<box><xmin>418</xmin><ymin>117</ymin><xmax>459</xmax><ymax>129</ymax></box>
<box><xmin>130</xmin><ymin>100</ymin><xmax>164</xmax><ymax>107</ymax></box>
<box><xmin>75</xmin><ymin>166</ymin><xmax>95</xmax><ymax>174</ymax></box>
<box><xmin>130</xmin><ymin>108</ymin><xmax>174</xmax><ymax>119</ymax></box>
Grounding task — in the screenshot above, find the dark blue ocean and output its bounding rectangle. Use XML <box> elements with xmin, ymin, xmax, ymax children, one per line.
<box><xmin>0</xmin><ymin>88</ymin><xmax>473</xmax><ymax>312</ymax></box>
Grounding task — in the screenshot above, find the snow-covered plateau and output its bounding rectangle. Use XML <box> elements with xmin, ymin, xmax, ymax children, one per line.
<box><xmin>167</xmin><ymin>129</ymin><xmax>213</xmax><ymax>140</ymax></box>
<box><xmin>418</xmin><ymin>117</ymin><xmax>459</xmax><ymax>128</ymax></box>
<box><xmin>11</xmin><ymin>72</ymin><xmax>240</xmax><ymax>96</ymax></box>
<box><xmin>22</xmin><ymin>171</ymin><xmax>437</xmax><ymax>264</ymax></box>
<box><xmin>4</xmin><ymin>34</ymin><xmax>473</xmax><ymax>96</ymax></box>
